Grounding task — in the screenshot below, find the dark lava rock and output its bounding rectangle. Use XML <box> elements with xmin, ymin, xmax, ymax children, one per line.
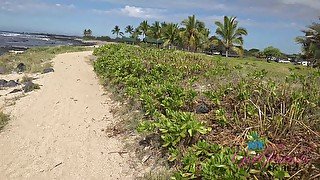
<box><xmin>23</xmin><ymin>81</ymin><xmax>39</xmax><ymax>93</ymax></box>
<box><xmin>196</xmin><ymin>103</ymin><xmax>210</xmax><ymax>114</ymax></box>
<box><xmin>0</xmin><ymin>79</ymin><xmax>8</xmax><ymax>87</ymax></box>
<box><xmin>17</xmin><ymin>63</ymin><xmax>26</xmax><ymax>72</ymax></box>
<box><xmin>0</xmin><ymin>66</ymin><xmax>6</xmax><ymax>74</ymax></box>
<box><xmin>5</xmin><ymin>80</ymin><xmax>19</xmax><ymax>87</ymax></box>
<box><xmin>9</xmin><ymin>89</ymin><xmax>22</xmax><ymax>94</ymax></box>
<box><xmin>139</xmin><ymin>134</ymin><xmax>161</xmax><ymax>147</ymax></box>
<box><xmin>43</xmin><ymin>68</ymin><xmax>54</xmax><ymax>74</ymax></box>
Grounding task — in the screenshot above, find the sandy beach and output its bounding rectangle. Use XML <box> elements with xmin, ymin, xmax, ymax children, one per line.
<box><xmin>0</xmin><ymin>51</ymin><xmax>138</xmax><ymax>179</ymax></box>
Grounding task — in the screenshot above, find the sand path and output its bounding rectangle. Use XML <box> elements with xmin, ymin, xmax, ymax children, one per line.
<box><xmin>0</xmin><ymin>51</ymin><xmax>136</xmax><ymax>179</ymax></box>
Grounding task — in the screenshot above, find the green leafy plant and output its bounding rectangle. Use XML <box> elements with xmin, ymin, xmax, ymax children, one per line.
<box><xmin>155</xmin><ymin>110</ymin><xmax>211</xmax><ymax>147</ymax></box>
<box><xmin>93</xmin><ymin>44</ymin><xmax>320</xmax><ymax>179</ymax></box>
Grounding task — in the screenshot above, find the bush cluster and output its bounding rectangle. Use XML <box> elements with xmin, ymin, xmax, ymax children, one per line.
<box><xmin>94</xmin><ymin>44</ymin><xmax>319</xmax><ymax>179</ymax></box>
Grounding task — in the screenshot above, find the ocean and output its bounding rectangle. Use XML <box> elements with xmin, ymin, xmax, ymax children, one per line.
<box><xmin>0</xmin><ymin>31</ymin><xmax>85</xmax><ymax>56</ymax></box>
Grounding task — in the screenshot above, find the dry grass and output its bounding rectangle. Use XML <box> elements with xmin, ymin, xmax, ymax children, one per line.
<box><xmin>0</xmin><ymin>46</ymin><xmax>93</xmax><ymax>74</ymax></box>
<box><xmin>0</xmin><ymin>111</ymin><xmax>10</xmax><ymax>131</ymax></box>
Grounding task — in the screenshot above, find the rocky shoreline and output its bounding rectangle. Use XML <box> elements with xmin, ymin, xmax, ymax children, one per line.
<box><xmin>0</xmin><ymin>31</ymin><xmax>95</xmax><ymax>56</ymax></box>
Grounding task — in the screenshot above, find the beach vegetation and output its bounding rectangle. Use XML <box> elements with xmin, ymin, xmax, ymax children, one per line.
<box><xmin>93</xmin><ymin>43</ymin><xmax>319</xmax><ymax>179</ymax></box>
<box><xmin>111</xmin><ymin>16</ymin><xmax>249</xmax><ymax>58</ymax></box>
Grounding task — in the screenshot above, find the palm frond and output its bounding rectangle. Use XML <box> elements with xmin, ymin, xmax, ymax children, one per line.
<box><xmin>231</xmin><ymin>46</ymin><xmax>244</xmax><ymax>56</ymax></box>
<box><xmin>214</xmin><ymin>16</ymin><xmax>248</xmax><ymax>56</ymax></box>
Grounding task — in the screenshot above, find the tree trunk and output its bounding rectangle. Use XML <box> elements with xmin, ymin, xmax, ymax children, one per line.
<box><xmin>226</xmin><ymin>50</ymin><xmax>229</xmax><ymax>58</ymax></box>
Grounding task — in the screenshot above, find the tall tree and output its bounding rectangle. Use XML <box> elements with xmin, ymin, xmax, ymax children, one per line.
<box><xmin>263</xmin><ymin>46</ymin><xmax>282</xmax><ymax>58</ymax></box>
<box><xmin>214</xmin><ymin>16</ymin><xmax>248</xmax><ymax>57</ymax></box>
<box><xmin>162</xmin><ymin>23</ymin><xmax>180</xmax><ymax>49</ymax></box>
<box><xmin>150</xmin><ymin>21</ymin><xmax>162</xmax><ymax>47</ymax></box>
<box><xmin>132</xmin><ymin>28</ymin><xmax>142</xmax><ymax>39</ymax></box>
<box><xmin>87</xmin><ymin>29</ymin><xmax>92</xmax><ymax>37</ymax></box>
<box><xmin>296</xmin><ymin>19</ymin><xmax>320</xmax><ymax>66</ymax></box>
<box><xmin>83</xmin><ymin>29</ymin><xmax>87</xmax><ymax>37</ymax></box>
<box><xmin>139</xmin><ymin>20</ymin><xmax>150</xmax><ymax>39</ymax></box>
<box><xmin>161</xmin><ymin>21</ymin><xmax>168</xmax><ymax>28</ymax></box>
<box><xmin>111</xmin><ymin>25</ymin><xmax>123</xmax><ymax>38</ymax></box>
<box><xmin>125</xmin><ymin>25</ymin><xmax>134</xmax><ymax>36</ymax></box>
<box><xmin>83</xmin><ymin>29</ymin><xmax>92</xmax><ymax>37</ymax></box>
<box><xmin>197</xmin><ymin>27</ymin><xmax>210</xmax><ymax>51</ymax></box>
<box><xmin>246</xmin><ymin>48</ymin><xmax>260</xmax><ymax>57</ymax></box>
<box><xmin>181</xmin><ymin>15</ymin><xmax>205</xmax><ymax>51</ymax></box>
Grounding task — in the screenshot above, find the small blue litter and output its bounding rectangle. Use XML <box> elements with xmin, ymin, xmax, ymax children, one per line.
<box><xmin>248</xmin><ymin>140</ymin><xmax>264</xmax><ymax>151</ymax></box>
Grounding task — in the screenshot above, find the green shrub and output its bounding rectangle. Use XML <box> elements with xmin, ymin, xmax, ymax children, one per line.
<box><xmin>94</xmin><ymin>44</ymin><xmax>320</xmax><ymax>179</ymax></box>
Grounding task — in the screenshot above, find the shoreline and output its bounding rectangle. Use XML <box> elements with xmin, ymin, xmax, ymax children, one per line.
<box><xmin>0</xmin><ymin>31</ymin><xmax>97</xmax><ymax>56</ymax></box>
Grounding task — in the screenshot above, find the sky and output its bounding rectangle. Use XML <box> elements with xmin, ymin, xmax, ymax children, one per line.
<box><xmin>0</xmin><ymin>0</ymin><xmax>319</xmax><ymax>54</ymax></box>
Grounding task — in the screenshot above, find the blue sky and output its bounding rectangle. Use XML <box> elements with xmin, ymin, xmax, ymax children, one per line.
<box><xmin>1</xmin><ymin>0</ymin><xmax>319</xmax><ymax>54</ymax></box>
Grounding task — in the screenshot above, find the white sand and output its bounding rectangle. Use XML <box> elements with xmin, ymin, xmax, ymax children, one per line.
<box><xmin>0</xmin><ymin>51</ymin><xmax>138</xmax><ymax>179</ymax></box>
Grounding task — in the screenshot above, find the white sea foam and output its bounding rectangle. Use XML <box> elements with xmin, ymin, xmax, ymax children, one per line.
<box><xmin>0</xmin><ymin>32</ymin><xmax>21</xmax><ymax>37</ymax></box>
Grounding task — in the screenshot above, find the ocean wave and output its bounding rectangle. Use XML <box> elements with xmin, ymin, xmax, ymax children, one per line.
<box><xmin>0</xmin><ymin>32</ymin><xmax>21</xmax><ymax>37</ymax></box>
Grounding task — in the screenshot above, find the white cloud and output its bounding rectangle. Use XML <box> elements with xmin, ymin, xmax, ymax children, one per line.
<box><xmin>121</xmin><ymin>5</ymin><xmax>165</xmax><ymax>19</ymax></box>
<box><xmin>92</xmin><ymin>5</ymin><xmax>166</xmax><ymax>19</ymax></box>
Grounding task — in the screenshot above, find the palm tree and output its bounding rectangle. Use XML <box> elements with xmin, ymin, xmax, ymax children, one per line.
<box><xmin>87</xmin><ymin>29</ymin><xmax>92</xmax><ymax>37</ymax></box>
<box><xmin>150</xmin><ymin>21</ymin><xmax>162</xmax><ymax>47</ymax></box>
<box><xmin>181</xmin><ymin>15</ymin><xmax>205</xmax><ymax>51</ymax></box>
<box><xmin>83</xmin><ymin>29</ymin><xmax>87</xmax><ymax>37</ymax></box>
<box><xmin>139</xmin><ymin>20</ymin><xmax>150</xmax><ymax>39</ymax></box>
<box><xmin>296</xmin><ymin>20</ymin><xmax>320</xmax><ymax>65</ymax></box>
<box><xmin>214</xmin><ymin>16</ymin><xmax>248</xmax><ymax>57</ymax></box>
<box><xmin>197</xmin><ymin>26</ymin><xmax>210</xmax><ymax>51</ymax></box>
<box><xmin>125</xmin><ymin>25</ymin><xmax>134</xmax><ymax>36</ymax></box>
<box><xmin>150</xmin><ymin>21</ymin><xmax>162</xmax><ymax>38</ymax></box>
<box><xmin>111</xmin><ymin>25</ymin><xmax>123</xmax><ymax>38</ymax></box>
<box><xmin>162</xmin><ymin>23</ymin><xmax>180</xmax><ymax>49</ymax></box>
<box><xmin>83</xmin><ymin>29</ymin><xmax>93</xmax><ymax>37</ymax></box>
<box><xmin>161</xmin><ymin>22</ymin><xmax>168</xmax><ymax>28</ymax></box>
<box><xmin>132</xmin><ymin>28</ymin><xmax>142</xmax><ymax>39</ymax></box>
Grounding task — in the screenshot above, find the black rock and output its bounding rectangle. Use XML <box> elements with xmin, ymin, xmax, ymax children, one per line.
<box><xmin>0</xmin><ymin>79</ymin><xmax>8</xmax><ymax>87</ymax></box>
<box><xmin>43</xmin><ymin>68</ymin><xmax>54</xmax><ymax>74</ymax></box>
<box><xmin>0</xmin><ymin>66</ymin><xmax>6</xmax><ymax>74</ymax></box>
<box><xmin>196</xmin><ymin>103</ymin><xmax>210</xmax><ymax>114</ymax></box>
<box><xmin>23</xmin><ymin>81</ymin><xmax>39</xmax><ymax>93</ymax></box>
<box><xmin>9</xmin><ymin>89</ymin><xmax>22</xmax><ymax>94</ymax></box>
<box><xmin>17</xmin><ymin>63</ymin><xmax>26</xmax><ymax>72</ymax></box>
<box><xmin>5</xmin><ymin>80</ymin><xmax>19</xmax><ymax>87</ymax></box>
